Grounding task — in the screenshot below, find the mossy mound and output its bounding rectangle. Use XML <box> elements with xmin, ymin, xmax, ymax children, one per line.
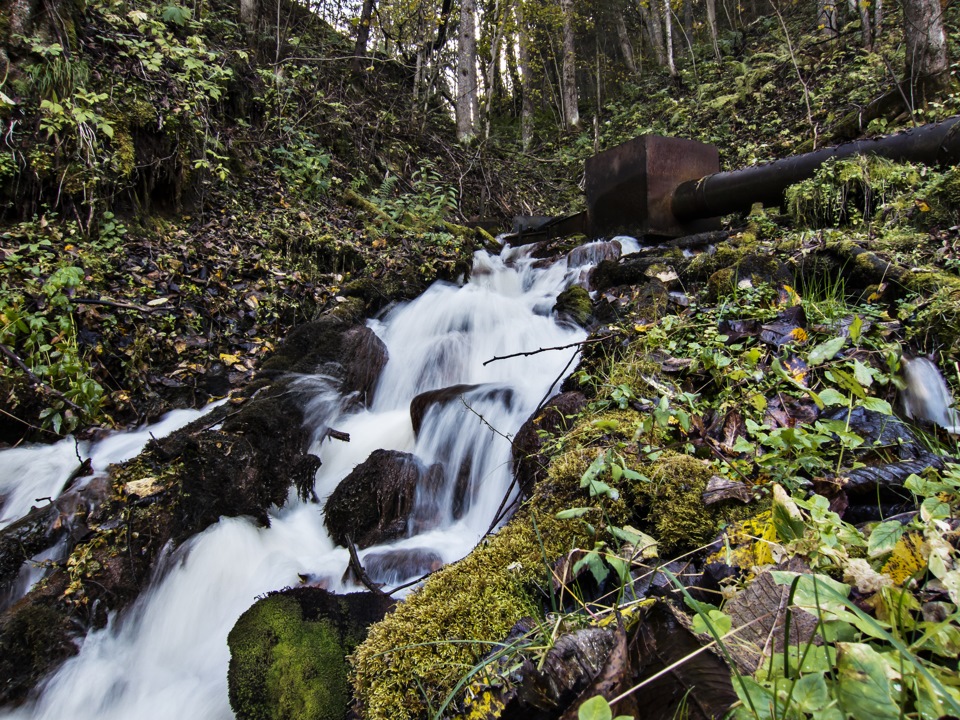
<box><xmin>349</xmin><ymin>466</ymin><xmax>602</xmax><ymax>720</ymax></box>
<box><xmin>553</xmin><ymin>286</ymin><xmax>593</xmax><ymax>327</ymax></box>
<box><xmin>228</xmin><ymin>588</ymin><xmax>393</xmax><ymax>720</ymax></box>
<box><xmin>627</xmin><ymin>453</ymin><xmax>738</xmax><ymax>557</ymax></box>
<box><xmin>0</xmin><ymin>603</ymin><xmax>76</xmax><ymax>705</ymax></box>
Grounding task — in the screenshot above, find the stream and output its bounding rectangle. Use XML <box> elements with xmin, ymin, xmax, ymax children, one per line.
<box><xmin>0</xmin><ymin>238</ymin><xmax>638</xmax><ymax>720</ymax></box>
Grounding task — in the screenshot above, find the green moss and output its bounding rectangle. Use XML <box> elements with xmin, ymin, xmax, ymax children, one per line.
<box><xmin>554</xmin><ymin>285</ymin><xmax>592</xmax><ymax>326</ymax></box>
<box><xmin>228</xmin><ymin>594</ymin><xmax>351</xmax><ymax>720</ymax></box>
<box><xmin>627</xmin><ymin>453</ymin><xmax>725</xmax><ymax>556</ymax></box>
<box><xmin>350</xmin><ymin>484</ymin><xmax>592</xmax><ymax>719</ymax></box>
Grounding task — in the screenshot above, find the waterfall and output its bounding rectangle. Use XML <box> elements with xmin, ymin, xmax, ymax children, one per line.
<box><xmin>0</xmin><ymin>240</ymin><xmax>618</xmax><ymax>720</ymax></box>
<box><xmin>901</xmin><ymin>356</ymin><xmax>960</xmax><ymax>434</ymax></box>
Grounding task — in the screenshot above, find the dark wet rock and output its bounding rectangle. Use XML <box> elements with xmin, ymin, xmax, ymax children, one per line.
<box><xmin>594</xmin><ymin>278</ymin><xmax>669</xmax><ymax>326</ymax></box>
<box><xmin>553</xmin><ymin>286</ymin><xmax>593</xmax><ymax>328</ymax></box>
<box><xmin>259</xmin><ymin>301</ymin><xmax>388</xmax><ymax>404</ymax></box>
<box><xmin>0</xmin><ymin>603</ymin><xmax>77</xmax><ymax>706</ymax></box>
<box><xmin>590</xmin><ymin>249</ymin><xmax>689</xmax><ymax>292</ymax></box>
<box><xmin>200</xmin><ymin>362</ymin><xmax>232</xmax><ymax>397</ymax></box>
<box><xmin>342</xmin><ymin>547</ymin><xmax>444</xmax><ymax>586</ymax></box>
<box><xmin>228</xmin><ymin>587</ymin><xmax>394</xmax><ymax>720</ymax></box>
<box><xmin>324</xmin><ymin>450</ymin><xmax>441</xmax><ymax>549</ymax></box>
<box><xmin>410</xmin><ymin>384</ymin><xmax>480</xmax><ymax>436</ymax></box>
<box><xmin>513</xmin><ymin>392</ymin><xmax>587</xmax><ymax>496</ymax></box>
<box><xmin>0</xmin><ymin>380</ymin><xmax>320</xmax><ymax>701</ymax></box>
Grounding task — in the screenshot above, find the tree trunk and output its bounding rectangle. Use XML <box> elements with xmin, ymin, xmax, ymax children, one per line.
<box><xmin>705</xmin><ymin>0</ymin><xmax>720</xmax><ymax>59</ymax></box>
<box><xmin>817</xmin><ymin>0</ymin><xmax>839</xmax><ymax>38</ymax></box>
<box><xmin>846</xmin><ymin>0</ymin><xmax>872</xmax><ymax>49</ymax></box>
<box><xmin>642</xmin><ymin>1</ymin><xmax>666</xmax><ymax>67</ymax></box>
<box><xmin>519</xmin><ymin>10</ymin><xmax>536</xmax><ymax>150</ymax></box>
<box><xmin>683</xmin><ymin>0</ymin><xmax>694</xmax><ymax>46</ymax></box>
<box><xmin>903</xmin><ymin>0</ymin><xmax>949</xmax><ymax>97</ymax></box>
<box><xmin>240</xmin><ymin>0</ymin><xmax>258</xmax><ymax>31</ymax></box>
<box><xmin>874</xmin><ymin>0</ymin><xmax>882</xmax><ymax>35</ymax></box>
<box><xmin>352</xmin><ymin>0</ymin><xmax>377</xmax><ymax>71</ymax></box>
<box><xmin>457</xmin><ymin>0</ymin><xmax>480</xmax><ymax>142</ymax></box>
<box><xmin>663</xmin><ymin>0</ymin><xmax>677</xmax><ymax>77</ymax></box>
<box><xmin>559</xmin><ymin>0</ymin><xmax>580</xmax><ymax>129</ymax></box>
<box><xmin>615</xmin><ymin>13</ymin><xmax>638</xmax><ymax>74</ymax></box>
<box><xmin>481</xmin><ymin>0</ymin><xmax>505</xmax><ymax>137</ymax></box>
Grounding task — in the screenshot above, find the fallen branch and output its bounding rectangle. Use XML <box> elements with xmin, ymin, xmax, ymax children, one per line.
<box><xmin>345</xmin><ymin>535</ymin><xmax>390</xmax><ymax>598</ymax></box>
<box><xmin>325</xmin><ymin>428</ymin><xmax>351</xmax><ymax>442</ymax></box>
<box><xmin>482</xmin><ymin>335</ymin><xmax>611</xmax><ymax>366</ymax></box>
<box><xmin>0</xmin><ymin>342</ymin><xmax>84</xmax><ymax>413</ymax></box>
<box><xmin>71</xmin><ymin>297</ymin><xmax>155</xmax><ymax>313</ymax></box>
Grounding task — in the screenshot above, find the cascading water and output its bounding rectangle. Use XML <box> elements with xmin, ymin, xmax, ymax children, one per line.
<box><xmin>0</xmin><ymin>238</ymin><xmax>637</xmax><ymax>720</ymax></box>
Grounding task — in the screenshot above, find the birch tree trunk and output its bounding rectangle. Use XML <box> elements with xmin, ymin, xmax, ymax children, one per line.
<box><xmin>903</xmin><ymin>0</ymin><xmax>949</xmax><ymax>92</ymax></box>
<box><xmin>615</xmin><ymin>13</ymin><xmax>638</xmax><ymax>74</ymax></box>
<box><xmin>663</xmin><ymin>0</ymin><xmax>677</xmax><ymax>77</ymax></box>
<box><xmin>642</xmin><ymin>1</ymin><xmax>666</xmax><ymax>67</ymax></box>
<box><xmin>457</xmin><ymin>0</ymin><xmax>480</xmax><ymax>142</ymax></box>
<box><xmin>846</xmin><ymin>0</ymin><xmax>872</xmax><ymax>49</ymax></box>
<box><xmin>559</xmin><ymin>0</ymin><xmax>580</xmax><ymax>129</ymax></box>
<box><xmin>705</xmin><ymin>0</ymin><xmax>720</xmax><ymax>59</ymax></box>
<box><xmin>816</xmin><ymin>0</ymin><xmax>839</xmax><ymax>38</ymax></box>
<box><xmin>519</xmin><ymin>5</ymin><xmax>536</xmax><ymax>150</ymax></box>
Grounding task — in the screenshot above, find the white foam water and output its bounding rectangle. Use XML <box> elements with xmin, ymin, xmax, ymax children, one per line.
<box><xmin>0</xmin><ymin>240</ymin><xmax>621</xmax><ymax>720</ymax></box>
<box><xmin>901</xmin><ymin>356</ymin><xmax>960</xmax><ymax>434</ymax></box>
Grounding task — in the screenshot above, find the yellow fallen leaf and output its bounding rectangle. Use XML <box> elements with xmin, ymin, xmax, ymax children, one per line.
<box><xmin>147</xmin><ymin>297</ymin><xmax>170</xmax><ymax>307</ymax></box>
<box><xmin>219</xmin><ymin>352</ymin><xmax>241</xmax><ymax>366</ymax></box>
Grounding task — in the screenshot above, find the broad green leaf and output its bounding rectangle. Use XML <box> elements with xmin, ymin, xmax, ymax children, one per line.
<box><xmin>691</xmin><ymin>608</ymin><xmax>732</xmax><ymax>636</ymax></box>
<box><xmin>772</xmin><ymin>484</ymin><xmax>805</xmax><ymax>541</ymax></box>
<box><xmin>867</xmin><ymin>521</ymin><xmax>906</xmax><ymax>558</ymax></box>
<box><xmin>791</xmin><ymin>672</ymin><xmax>830</xmax><ymax>713</ymax></box>
<box><xmin>835</xmin><ymin>643</ymin><xmax>900</xmax><ymax>720</ymax></box>
<box><xmin>921</xmin><ymin>496</ymin><xmax>950</xmax><ymax>521</ymax></box>
<box><xmin>573</xmin><ymin>551</ymin><xmax>610</xmax><ymax>587</ymax></box>
<box><xmin>861</xmin><ymin>397</ymin><xmax>893</xmax><ymax>414</ymax></box>
<box><xmin>818</xmin><ymin>388</ymin><xmax>848</xmax><ymax>406</ymax></box>
<box><xmin>828</xmin><ymin>367</ymin><xmax>866</xmax><ymax>398</ymax></box>
<box><xmin>620</xmin><ymin>466</ymin><xmax>649</xmax><ymax>482</ymax></box>
<box><xmin>852</xmin><ymin>359</ymin><xmax>874</xmax><ymax>386</ymax></box>
<box><xmin>578</xmin><ymin>695</ymin><xmax>612</xmax><ymax>720</ymax></box>
<box><xmin>732</xmin><ymin>677</ymin><xmax>777</xmax><ymax>720</ymax></box>
<box><xmin>771</xmin><ymin>571</ymin><xmax>850</xmax><ymax>614</ymax></box>
<box><xmin>580</xmin><ymin>453</ymin><xmax>608</xmax><ymax>488</ymax></box>
<box><xmin>808</xmin><ymin>336</ymin><xmax>846</xmax><ymax>366</ymax></box>
<box><xmin>610</xmin><ymin>462</ymin><xmax>622</xmax><ymax>482</ymax></box>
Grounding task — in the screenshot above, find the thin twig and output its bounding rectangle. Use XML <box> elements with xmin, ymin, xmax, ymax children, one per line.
<box><xmin>0</xmin><ymin>342</ymin><xmax>83</xmax><ymax>412</ymax></box>
<box><xmin>70</xmin><ymin>297</ymin><xmax>155</xmax><ymax>313</ymax></box>
<box><xmin>345</xmin><ymin>534</ymin><xmax>390</xmax><ymax>597</ymax></box>
<box><xmin>482</xmin><ymin>335</ymin><xmax>611</xmax><ymax>366</ymax></box>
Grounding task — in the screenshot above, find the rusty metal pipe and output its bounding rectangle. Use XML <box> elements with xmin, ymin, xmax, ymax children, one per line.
<box><xmin>671</xmin><ymin>116</ymin><xmax>960</xmax><ymax>221</ymax></box>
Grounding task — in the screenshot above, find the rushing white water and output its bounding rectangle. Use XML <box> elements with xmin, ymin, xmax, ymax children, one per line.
<box><xmin>0</xmin><ymin>405</ymin><xmax>224</xmax><ymax>530</ymax></box>
<box><xmin>0</xmin><ymin>240</ymin><xmax>614</xmax><ymax>720</ymax></box>
<box><xmin>901</xmin><ymin>356</ymin><xmax>960</xmax><ymax>434</ymax></box>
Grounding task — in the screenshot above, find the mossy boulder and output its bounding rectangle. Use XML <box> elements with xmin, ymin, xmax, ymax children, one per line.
<box><xmin>512</xmin><ymin>391</ymin><xmax>587</xmax><ymax>495</ymax></box>
<box><xmin>0</xmin><ymin>603</ymin><xmax>76</xmax><ymax>705</ymax></box>
<box><xmin>228</xmin><ymin>587</ymin><xmax>394</xmax><ymax>720</ymax></box>
<box><xmin>705</xmin><ymin>252</ymin><xmax>790</xmax><ymax>303</ymax></box>
<box><xmin>625</xmin><ymin>453</ymin><xmax>742</xmax><ymax>556</ymax></box>
<box><xmin>349</xmin><ymin>440</ymin><xmax>620</xmax><ymax>720</ymax></box>
<box><xmin>553</xmin><ymin>286</ymin><xmax>593</xmax><ymax>327</ymax></box>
